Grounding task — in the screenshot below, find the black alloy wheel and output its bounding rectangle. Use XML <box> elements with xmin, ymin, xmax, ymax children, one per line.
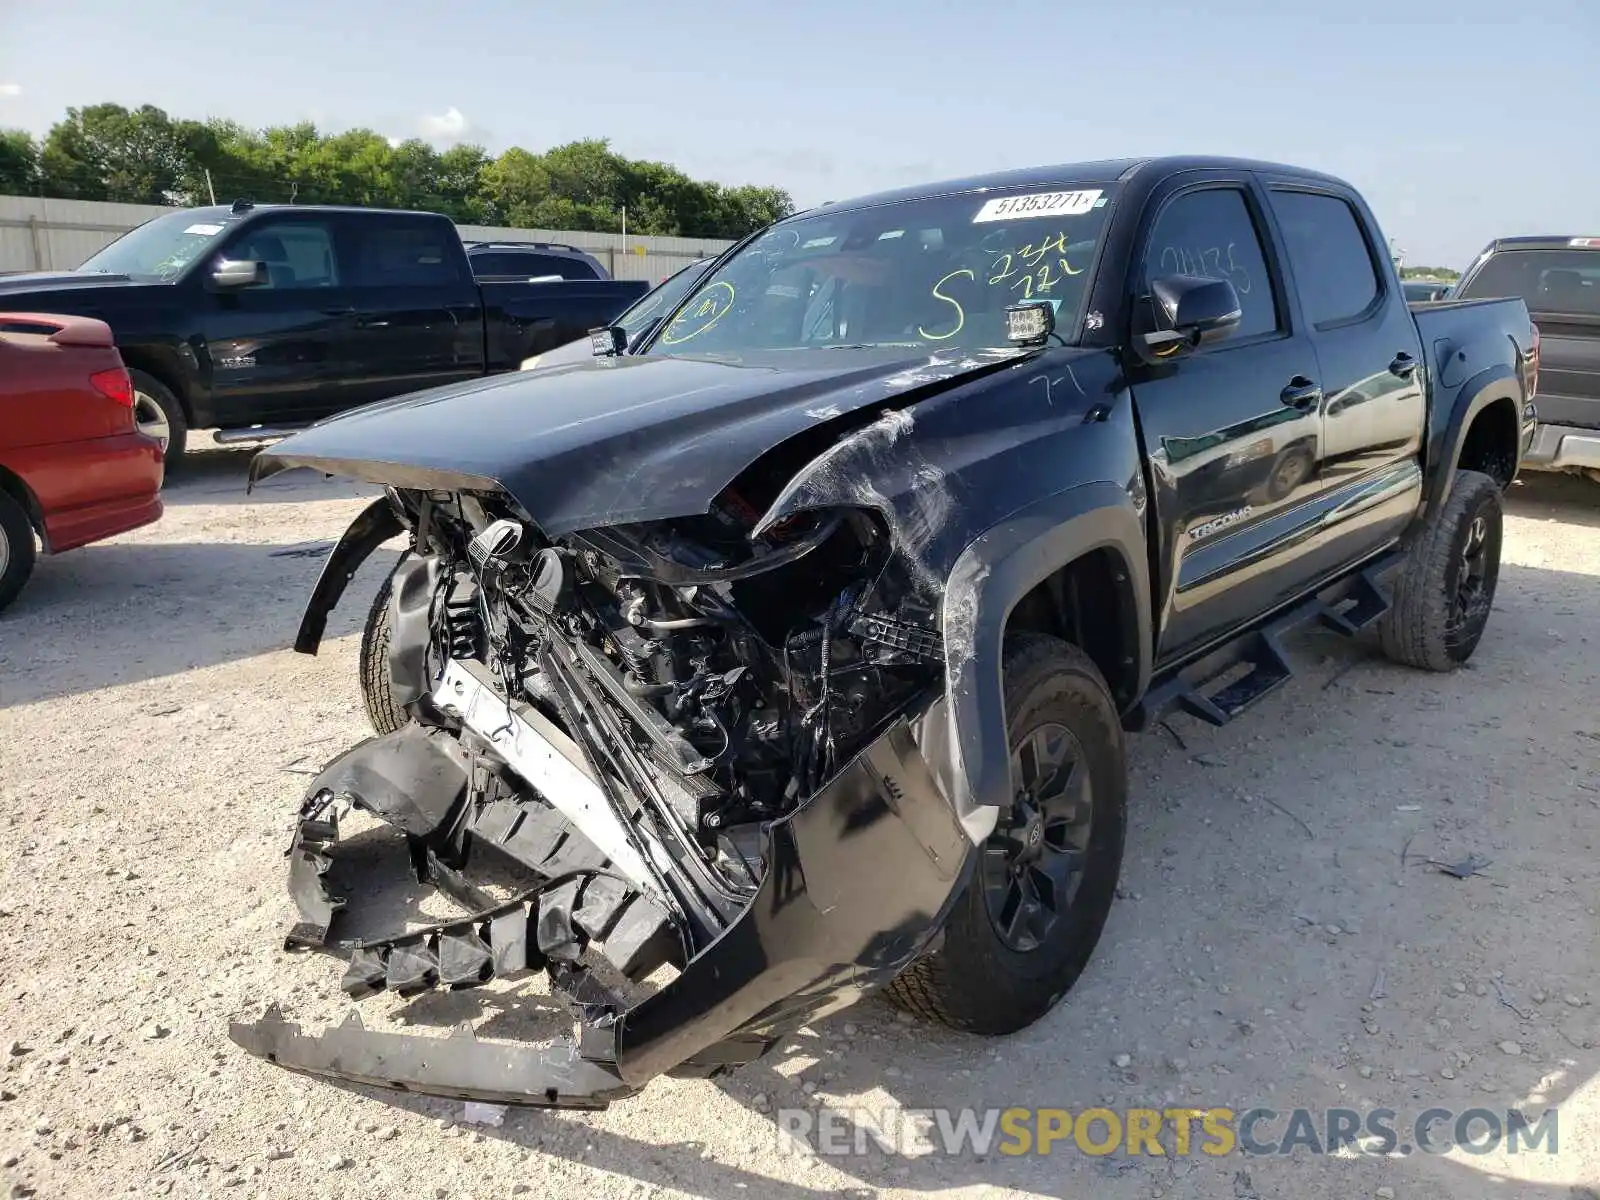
<box><xmin>981</xmin><ymin>722</ymin><xmax>1094</xmax><ymax>953</ymax></box>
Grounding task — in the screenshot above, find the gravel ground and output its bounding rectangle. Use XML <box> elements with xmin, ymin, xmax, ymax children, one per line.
<box><xmin>2</xmin><ymin>444</ymin><xmax>1598</xmax><ymax>1200</ymax></box>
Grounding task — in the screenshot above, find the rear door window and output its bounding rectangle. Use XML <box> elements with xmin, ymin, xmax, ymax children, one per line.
<box><xmin>352</xmin><ymin>222</ymin><xmax>463</xmax><ymax>287</ymax></box>
<box><xmin>1269</xmin><ymin>191</ymin><xmax>1382</xmax><ymax>327</ymax></box>
<box><xmin>1457</xmin><ymin>249</ymin><xmax>1600</xmax><ymax>315</ymax></box>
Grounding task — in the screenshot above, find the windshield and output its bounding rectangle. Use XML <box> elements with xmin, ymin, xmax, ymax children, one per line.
<box><xmin>77</xmin><ymin>209</ymin><xmax>238</xmax><ymax>280</ymax></box>
<box><xmin>1458</xmin><ymin>248</ymin><xmax>1600</xmax><ymax>316</ymax></box>
<box><xmin>646</xmin><ymin>184</ymin><xmax>1117</xmax><ymax>357</ymax></box>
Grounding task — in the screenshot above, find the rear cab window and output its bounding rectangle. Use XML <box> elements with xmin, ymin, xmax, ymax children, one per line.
<box><xmin>1269</xmin><ymin>191</ymin><xmax>1383</xmax><ymax>327</ymax></box>
<box><xmin>1457</xmin><ymin>247</ymin><xmax>1600</xmax><ymax>315</ymax></box>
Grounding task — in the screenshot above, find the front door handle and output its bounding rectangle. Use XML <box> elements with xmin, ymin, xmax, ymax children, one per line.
<box><xmin>319</xmin><ymin>305</ymin><xmax>355</xmax><ymax>316</ymax></box>
<box><xmin>1280</xmin><ymin>376</ymin><xmax>1322</xmax><ymax>410</ymax></box>
<box><xmin>1390</xmin><ymin>351</ymin><xmax>1418</xmax><ymax>378</ymax></box>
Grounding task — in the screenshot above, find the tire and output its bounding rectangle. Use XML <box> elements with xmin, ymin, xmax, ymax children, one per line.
<box><xmin>1262</xmin><ymin>443</ymin><xmax>1315</xmax><ymax>502</ymax></box>
<box><xmin>129</xmin><ymin>370</ymin><xmax>189</xmax><ymax>469</ymax></box>
<box><xmin>1378</xmin><ymin>469</ymin><xmax>1503</xmax><ymax>672</ymax></box>
<box><xmin>359</xmin><ymin>562</ymin><xmax>408</xmax><ymax>735</ymax></box>
<box><xmin>882</xmin><ymin>633</ymin><xmax>1127</xmax><ymax>1034</ymax></box>
<box><xmin>0</xmin><ymin>490</ymin><xmax>37</xmax><ymax>613</ymax></box>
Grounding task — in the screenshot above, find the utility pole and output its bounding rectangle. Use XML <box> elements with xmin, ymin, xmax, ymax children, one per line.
<box><xmin>205</xmin><ymin>169</ymin><xmax>217</xmax><ymax>206</ymax></box>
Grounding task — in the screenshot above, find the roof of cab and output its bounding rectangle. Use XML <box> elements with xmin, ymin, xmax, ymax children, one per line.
<box><xmin>158</xmin><ymin>203</ymin><xmax>452</xmax><ymax>222</ymax></box>
<box><xmin>806</xmin><ymin>156</ymin><xmax>1354</xmax><ymax>217</ymax></box>
<box><xmin>1479</xmin><ymin>235</ymin><xmax>1600</xmax><ymax>251</ymax></box>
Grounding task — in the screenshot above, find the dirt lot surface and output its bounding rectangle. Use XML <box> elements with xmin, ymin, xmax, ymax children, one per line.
<box><xmin>2</xmin><ymin>444</ymin><xmax>1597</xmax><ymax>1200</ymax></box>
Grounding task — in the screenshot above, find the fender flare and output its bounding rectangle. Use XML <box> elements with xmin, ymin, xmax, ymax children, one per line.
<box><xmin>293</xmin><ymin>497</ymin><xmax>405</xmax><ymax>655</ymax></box>
<box><xmin>935</xmin><ymin>482</ymin><xmax>1152</xmax><ymax>841</ymax></box>
<box><xmin>1424</xmin><ymin>362</ymin><xmax>1524</xmax><ymax>520</ymax></box>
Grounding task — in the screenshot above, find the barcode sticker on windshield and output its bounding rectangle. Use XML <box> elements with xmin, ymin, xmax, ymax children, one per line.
<box><xmin>973</xmin><ymin>190</ymin><xmax>1103</xmax><ymax>223</ymax></box>
<box><xmin>184</xmin><ymin>223</ymin><xmax>224</xmax><ymax>236</ymax></box>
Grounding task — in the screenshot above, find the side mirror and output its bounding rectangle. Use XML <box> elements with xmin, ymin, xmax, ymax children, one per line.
<box><xmin>211</xmin><ymin>259</ymin><xmax>267</xmax><ymax>289</ymax></box>
<box><xmin>1134</xmin><ymin>275</ymin><xmax>1242</xmax><ymax>363</ymax></box>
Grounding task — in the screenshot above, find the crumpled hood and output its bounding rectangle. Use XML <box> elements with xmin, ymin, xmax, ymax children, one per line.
<box><xmin>252</xmin><ymin>348</ymin><xmax>1029</xmax><ymax>536</ymax></box>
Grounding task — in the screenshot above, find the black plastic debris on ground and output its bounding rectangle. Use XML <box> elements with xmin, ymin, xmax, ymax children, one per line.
<box><xmin>1428</xmin><ymin>852</ymin><xmax>1493</xmax><ymax>880</ymax></box>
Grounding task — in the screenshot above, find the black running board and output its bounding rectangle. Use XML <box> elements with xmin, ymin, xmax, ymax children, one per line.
<box><xmin>1127</xmin><ymin>553</ymin><xmax>1401</xmax><ymax>731</ymax></box>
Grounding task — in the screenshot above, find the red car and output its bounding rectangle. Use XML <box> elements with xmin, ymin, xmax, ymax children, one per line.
<box><xmin>0</xmin><ymin>313</ymin><xmax>165</xmax><ymax>611</ymax></box>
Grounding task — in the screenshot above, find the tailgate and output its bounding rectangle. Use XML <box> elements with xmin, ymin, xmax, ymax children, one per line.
<box><xmin>1455</xmin><ymin>244</ymin><xmax>1600</xmax><ymax>430</ymax></box>
<box><xmin>1526</xmin><ymin>314</ymin><xmax>1600</xmax><ymax>429</ymax></box>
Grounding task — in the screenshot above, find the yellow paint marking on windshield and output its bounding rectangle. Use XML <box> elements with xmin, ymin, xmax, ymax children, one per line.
<box><xmin>661</xmin><ymin>281</ymin><xmax>736</xmax><ymax>345</ymax></box>
<box><xmin>918</xmin><ymin>269</ymin><xmax>972</xmax><ymax>340</ymax></box>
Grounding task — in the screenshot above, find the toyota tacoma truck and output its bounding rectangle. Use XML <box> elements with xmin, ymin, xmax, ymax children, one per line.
<box><xmin>0</xmin><ymin>201</ymin><xmax>647</xmax><ymax>465</ymax></box>
<box><xmin>231</xmin><ymin>156</ymin><xmax>1538</xmax><ymax>1109</ymax></box>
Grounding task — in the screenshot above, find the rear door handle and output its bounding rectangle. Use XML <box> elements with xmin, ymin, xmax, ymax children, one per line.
<box><xmin>1280</xmin><ymin>376</ymin><xmax>1322</xmax><ymax>410</ymax></box>
<box><xmin>319</xmin><ymin>305</ymin><xmax>355</xmax><ymax>316</ymax></box>
<box><xmin>1389</xmin><ymin>351</ymin><xmax>1418</xmax><ymax>378</ymax></box>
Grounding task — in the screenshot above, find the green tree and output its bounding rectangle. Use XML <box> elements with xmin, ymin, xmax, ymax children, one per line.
<box><xmin>40</xmin><ymin>104</ymin><xmax>193</xmax><ymax>202</ymax></box>
<box><xmin>0</xmin><ymin>129</ymin><xmax>40</xmax><ymax>193</ymax></box>
<box><xmin>20</xmin><ymin>102</ymin><xmax>795</xmax><ymax>241</ymax></box>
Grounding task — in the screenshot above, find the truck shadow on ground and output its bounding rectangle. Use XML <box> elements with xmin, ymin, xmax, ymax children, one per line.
<box><xmin>0</xmin><ymin>539</ymin><xmax>402</xmax><ymax>707</ymax></box>
<box><xmin>1507</xmin><ymin>471</ymin><xmax>1600</xmax><ymax>528</ymax></box>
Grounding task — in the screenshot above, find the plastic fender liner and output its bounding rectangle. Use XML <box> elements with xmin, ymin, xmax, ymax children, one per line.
<box><xmin>938</xmin><ymin>483</ymin><xmax>1151</xmax><ymax>840</ymax></box>
<box><xmin>293</xmin><ymin>497</ymin><xmax>404</xmax><ymax>655</ymax></box>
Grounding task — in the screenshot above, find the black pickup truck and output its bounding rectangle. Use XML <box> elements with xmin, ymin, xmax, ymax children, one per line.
<box><xmin>0</xmin><ymin>202</ymin><xmax>647</xmax><ymax>464</ymax></box>
<box><xmin>1452</xmin><ymin>235</ymin><xmax>1598</xmax><ymax>484</ymax></box>
<box><xmin>234</xmin><ymin>156</ymin><xmax>1537</xmax><ymax>1109</ymax></box>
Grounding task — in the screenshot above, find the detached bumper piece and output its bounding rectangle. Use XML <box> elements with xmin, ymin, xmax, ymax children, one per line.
<box><xmin>229</xmin><ymin>1007</ymin><xmax>636</xmax><ymax>1109</ymax></box>
<box><xmin>334</xmin><ymin>881</ymin><xmax>675</xmax><ymax>1001</ymax></box>
<box><xmin>231</xmin><ymin>709</ymin><xmax>974</xmax><ymax>1109</ymax></box>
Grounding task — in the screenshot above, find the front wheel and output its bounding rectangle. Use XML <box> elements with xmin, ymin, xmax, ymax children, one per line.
<box><xmin>1378</xmin><ymin>468</ymin><xmax>1503</xmax><ymax>671</ymax></box>
<box><xmin>882</xmin><ymin>633</ymin><xmax>1126</xmax><ymax>1034</ymax></box>
<box><xmin>359</xmin><ymin>563</ymin><xmax>408</xmax><ymax>736</ymax></box>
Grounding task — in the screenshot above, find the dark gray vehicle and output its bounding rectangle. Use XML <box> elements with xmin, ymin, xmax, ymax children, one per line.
<box><xmin>1454</xmin><ymin>235</ymin><xmax>1599</xmax><ymax>483</ymax></box>
<box><xmin>233</xmin><ymin>156</ymin><xmax>1536</xmax><ymax>1109</ymax></box>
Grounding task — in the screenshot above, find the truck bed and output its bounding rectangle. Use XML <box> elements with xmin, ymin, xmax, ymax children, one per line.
<box><xmin>1410</xmin><ymin>295</ymin><xmax>1537</xmax><ymax>484</ymax></box>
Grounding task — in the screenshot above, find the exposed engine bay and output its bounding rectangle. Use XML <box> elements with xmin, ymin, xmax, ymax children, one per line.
<box><xmin>231</xmin><ymin>446</ymin><xmax>976</xmax><ymax>1106</ymax></box>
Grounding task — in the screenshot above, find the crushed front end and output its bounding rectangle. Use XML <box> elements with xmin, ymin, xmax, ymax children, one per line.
<box><xmin>232</xmin><ymin>478</ymin><xmax>975</xmax><ymax>1107</ymax></box>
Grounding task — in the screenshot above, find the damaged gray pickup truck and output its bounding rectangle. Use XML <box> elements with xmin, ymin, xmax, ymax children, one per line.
<box><xmin>233</xmin><ymin>156</ymin><xmax>1539</xmax><ymax>1108</ymax></box>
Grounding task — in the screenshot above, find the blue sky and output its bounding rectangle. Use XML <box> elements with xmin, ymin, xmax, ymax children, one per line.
<box><xmin>0</xmin><ymin>0</ymin><xmax>1591</xmax><ymax>266</ymax></box>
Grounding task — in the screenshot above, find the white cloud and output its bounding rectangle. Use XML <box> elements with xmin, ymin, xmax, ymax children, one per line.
<box><xmin>416</xmin><ymin>107</ymin><xmax>471</xmax><ymax>146</ymax></box>
<box><xmin>0</xmin><ymin>83</ymin><xmax>22</xmax><ymax>98</ymax></box>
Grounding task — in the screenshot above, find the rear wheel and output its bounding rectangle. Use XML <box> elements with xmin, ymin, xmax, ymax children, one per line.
<box><xmin>1378</xmin><ymin>469</ymin><xmax>1503</xmax><ymax>671</ymax></box>
<box><xmin>882</xmin><ymin>634</ymin><xmax>1126</xmax><ymax>1034</ymax></box>
<box><xmin>130</xmin><ymin>370</ymin><xmax>188</xmax><ymax>469</ymax></box>
<box><xmin>0</xmin><ymin>490</ymin><xmax>38</xmax><ymax>613</ymax></box>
